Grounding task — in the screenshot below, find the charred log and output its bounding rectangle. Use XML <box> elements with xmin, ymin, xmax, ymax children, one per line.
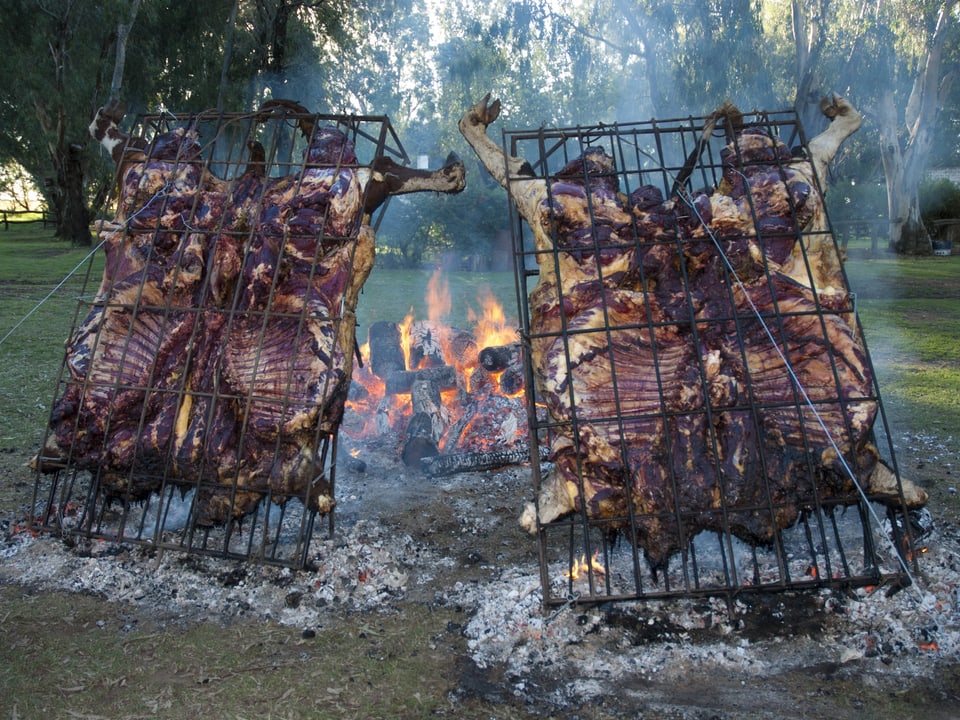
<box><xmin>421</xmin><ymin>444</ymin><xmax>549</xmax><ymax>477</ymax></box>
<box><xmin>384</xmin><ymin>365</ymin><xmax>458</xmax><ymax>396</ymax></box>
<box><xmin>368</xmin><ymin>321</ymin><xmax>406</xmax><ymax>379</ymax></box>
<box><xmin>478</xmin><ymin>342</ymin><xmax>522</xmax><ymax>372</ymax></box>
<box><xmin>401</xmin><ymin>376</ymin><xmax>447</xmax><ymax>469</ymax></box>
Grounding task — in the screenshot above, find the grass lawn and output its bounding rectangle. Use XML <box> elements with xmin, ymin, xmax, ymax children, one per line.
<box><xmin>845</xmin><ymin>257</ymin><xmax>960</xmax><ymax>440</ymax></box>
<box><xmin>0</xmin><ymin>223</ymin><xmax>956</xmax><ymax>473</ymax></box>
<box><xmin>0</xmin><ymin>226</ymin><xmax>957</xmax><ymax>719</ymax></box>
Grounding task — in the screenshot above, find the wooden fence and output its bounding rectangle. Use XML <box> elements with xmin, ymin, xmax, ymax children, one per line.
<box><xmin>831</xmin><ymin>219</ymin><xmax>888</xmax><ymax>256</ymax></box>
<box><xmin>1</xmin><ymin>210</ymin><xmax>53</xmax><ymax>230</ymax></box>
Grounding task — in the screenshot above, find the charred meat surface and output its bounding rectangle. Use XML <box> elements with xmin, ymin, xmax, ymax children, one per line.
<box><xmin>459</xmin><ymin>94</ymin><xmax>925</xmax><ymax>569</ymax></box>
<box><xmin>39</xmin><ymin>102</ymin><xmax>465</xmax><ymax>525</ymax></box>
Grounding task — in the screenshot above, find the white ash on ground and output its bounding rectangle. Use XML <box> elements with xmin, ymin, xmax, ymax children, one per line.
<box><xmin>440</xmin><ymin>520</ymin><xmax>960</xmax><ymax>706</ymax></box>
<box><xmin>0</xmin><ymin>517</ymin><xmax>439</xmax><ymax>625</ymax></box>
<box><xmin>1</xmin><ymin>455</ymin><xmax>959</xmax><ymax>711</ymax></box>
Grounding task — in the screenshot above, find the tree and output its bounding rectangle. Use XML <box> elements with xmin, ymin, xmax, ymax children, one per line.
<box><xmin>0</xmin><ymin>0</ymin><xmax>359</xmax><ymax>245</ymax></box>
<box><xmin>876</xmin><ymin>2</ymin><xmax>958</xmax><ymax>254</ymax></box>
<box><xmin>0</xmin><ymin>1</ymin><xmax>116</xmax><ymax>243</ymax></box>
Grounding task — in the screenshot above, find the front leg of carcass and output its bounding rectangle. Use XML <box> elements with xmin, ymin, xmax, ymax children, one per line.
<box><xmin>458</xmin><ymin>94</ymin><xmax>545</xmax><ymax>225</ymax></box>
<box><xmin>807</xmin><ymin>94</ymin><xmax>863</xmax><ymax>184</ymax></box>
<box><xmin>361</xmin><ymin>153</ymin><xmax>467</xmax><ymax>218</ymax></box>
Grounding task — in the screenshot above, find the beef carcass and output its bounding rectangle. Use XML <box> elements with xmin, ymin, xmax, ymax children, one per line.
<box><xmin>38</xmin><ymin>101</ymin><xmax>465</xmax><ymax>525</ymax></box>
<box><xmin>459</xmin><ymin>94</ymin><xmax>926</xmax><ymax>569</ymax></box>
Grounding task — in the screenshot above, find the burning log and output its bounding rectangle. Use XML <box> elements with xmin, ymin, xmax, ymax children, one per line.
<box><xmin>498</xmin><ymin>366</ymin><xmax>525</xmax><ymax>397</ymax></box>
<box><xmin>407</xmin><ymin>320</ymin><xmax>477</xmax><ymax>370</ymax></box>
<box><xmin>421</xmin><ymin>444</ymin><xmax>549</xmax><ymax>477</ymax></box>
<box><xmin>384</xmin><ymin>365</ymin><xmax>458</xmax><ymax>396</ymax></box>
<box><xmin>478</xmin><ymin>342</ymin><xmax>522</xmax><ymax>372</ymax></box>
<box><xmin>401</xmin><ymin>376</ymin><xmax>448</xmax><ymax>469</ymax></box>
<box><xmin>460</xmin><ymin>92</ymin><xmax>927</xmax><ymax>570</ymax></box>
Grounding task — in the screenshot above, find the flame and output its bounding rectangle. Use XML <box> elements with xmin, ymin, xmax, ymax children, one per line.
<box><xmin>349</xmin><ymin>448</ymin><xmax>361</xmax><ymax>458</ymax></box>
<box><xmin>469</xmin><ymin>288</ymin><xmax>519</xmax><ymax>350</ymax></box>
<box><xmin>426</xmin><ymin>268</ymin><xmax>451</xmax><ymax>323</ymax></box>
<box><xmin>398</xmin><ymin>309</ymin><xmax>415</xmax><ymax>372</ymax></box>
<box><xmin>918</xmin><ymin>641</ymin><xmax>940</xmax><ymax>652</ymax></box>
<box><xmin>344</xmin><ymin>270</ymin><xmax>527</xmax><ymax>451</ymax></box>
<box><xmin>565</xmin><ymin>549</ymin><xmax>606</xmax><ymax>581</ymax></box>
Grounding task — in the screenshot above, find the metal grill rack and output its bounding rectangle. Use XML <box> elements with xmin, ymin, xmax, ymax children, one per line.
<box><xmin>502</xmin><ymin>110</ymin><xmax>921</xmax><ymax>606</ymax></box>
<box><xmin>30</xmin><ymin>106</ymin><xmax>406</xmax><ymax>568</ymax></box>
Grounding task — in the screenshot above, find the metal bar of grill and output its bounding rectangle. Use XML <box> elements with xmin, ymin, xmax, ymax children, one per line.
<box><xmin>502</xmin><ymin>110</ymin><xmax>920</xmax><ymax>607</ymax></box>
<box><xmin>29</xmin><ymin>107</ymin><xmax>405</xmax><ymax>568</ymax></box>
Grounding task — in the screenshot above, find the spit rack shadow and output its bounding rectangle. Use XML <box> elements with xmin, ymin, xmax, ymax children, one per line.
<box><xmin>502</xmin><ymin>110</ymin><xmax>922</xmax><ymax>607</ymax></box>
<box><xmin>29</xmin><ymin>106</ymin><xmax>407</xmax><ymax>568</ymax></box>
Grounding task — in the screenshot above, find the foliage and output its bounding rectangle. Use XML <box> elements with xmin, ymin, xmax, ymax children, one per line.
<box><xmin>826</xmin><ymin>178</ymin><xmax>888</xmax><ymax>226</ymax></box>
<box><xmin>0</xmin><ymin>0</ymin><xmax>957</xmax><ymax>259</ymax></box>
<box><xmin>920</xmin><ymin>177</ymin><xmax>960</xmax><ymax>236</ymax></box>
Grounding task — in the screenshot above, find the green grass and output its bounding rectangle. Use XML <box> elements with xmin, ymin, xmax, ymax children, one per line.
<box><xmin>0</xmin><ymin>586</ymin><xmax>476</xmax><ymax>720</ymax></box>
<box><xmin>845</xmin><ymin>257</ymin><xmax>960</xmax><ymax>437</ymax></box>
<box><xmin>1</xmin><ymin>227</ymin><xmax>957</xmax><ymax>456</ymax></box>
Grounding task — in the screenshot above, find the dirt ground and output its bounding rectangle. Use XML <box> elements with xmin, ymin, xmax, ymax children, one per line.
<box><xmin>2</xmin><ymin>425</ymin><xmax>959</xmax><ymax>719</ymax></box>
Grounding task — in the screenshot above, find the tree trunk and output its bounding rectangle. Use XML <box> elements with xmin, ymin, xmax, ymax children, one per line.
<box><xmin>791</xmin><ymin>0</ymin><xmax>828</xmax><ymax>139</ymax></box>
<box><xmin>877</xmin><ymin>4</ymin><xmax>954</xmax><ymax>255</ymax></box>
<box><xmin>895</xmin><ymin>215</ymin><xmax>931</xmax><ymax>256</ymax></box>
<box><xmin>217</xmin><ymin>0</ymin><xmax>241</xmax><ymax>113</ymax></box>
<box><xmin>58</xmin><ymin>144</ymin><xmax>92</xmax><ymax>245</ymax></box>
<box><xmin>109</xmin><ymin>0</ymin><xmax>142</xmax><ymax>101</ymax></box>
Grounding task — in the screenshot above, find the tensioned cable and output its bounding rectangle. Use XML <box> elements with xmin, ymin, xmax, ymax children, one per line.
<box><xmin>0</xmin><ymin>184</ymin><xmax>174</xmax><ymax>350</ymax></box>
<box><xmin>674</xmin><ymin>173</ymin><xmax>923</xmax><ymax>600</ymax></box>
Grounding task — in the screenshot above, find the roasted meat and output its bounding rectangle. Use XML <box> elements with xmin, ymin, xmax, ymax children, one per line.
<box><xmin>38</xmin><ymin>102</ymin><xmax>465</xmax><ymax>525</ymax></box>
<box><xmin>460</xmin><ymin>94</ymin><xmax>926</xmax><ymax>569</ymax></box>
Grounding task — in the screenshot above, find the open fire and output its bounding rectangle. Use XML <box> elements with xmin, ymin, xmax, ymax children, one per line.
<box><xmin>342</xmin><ymin>269</ymin><xmax>536</xmax><ymax>472</ymax></box>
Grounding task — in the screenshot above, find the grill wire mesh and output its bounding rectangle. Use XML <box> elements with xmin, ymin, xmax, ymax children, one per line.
<box><xmin>29</xmin><ymin>106</ymin><xmax>406</xmax><ymax>568</ymax></box>
<box><xmin>502</xmin><ymin>110</ymin><xmax>921</xmax><ymax>607</ymax></box>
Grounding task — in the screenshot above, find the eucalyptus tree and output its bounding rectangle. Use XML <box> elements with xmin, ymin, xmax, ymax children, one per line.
<box><xmin>873</xmin><ymin>1</ymin><xmax>957</xmax><ymax>253</ymax></box>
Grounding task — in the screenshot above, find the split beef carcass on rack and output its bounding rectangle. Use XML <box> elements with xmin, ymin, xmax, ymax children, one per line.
<box><xmin>459</xmin><ymin>93</ymin><xmax>927</xmax><ymax>569</ymax></box>
<box><xmin>35</xmin><ymin>100</ymin><xmax>465</xmax><ymax>525</ymax></box>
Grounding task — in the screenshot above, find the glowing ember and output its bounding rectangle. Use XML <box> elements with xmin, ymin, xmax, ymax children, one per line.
<box><xmin>342</xmin><ymin>270</ymin><xmax>529</xmax><ymax>459</ymax></box>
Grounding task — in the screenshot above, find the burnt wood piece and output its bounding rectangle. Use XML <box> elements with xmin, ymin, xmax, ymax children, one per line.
<box><xmin>407</xmin><ymin>321</ymin><xmax>478</xmax><ymax>372</ymax></box>
<box><xmin>401</xmin><ymin>376</ymin><xmax>447</xmax><ymax>469</ymax></box>
<box><xmin>499</xmin><ymin>366</ymin><xmax>525</xmax><ymax>396</ymax></box>
<box><xmin>385</xmin><ymin>365</ymin><xmax>458</xmax><ymax>396</ymax></box>
<box><xmin>421</xmin><ymin>444</ymin><xmax>550</xmax><ymax>477</ymax></box>
<box><xmin>408</xmin><ymin>320</ymin><xmax>447</xmax><ymax>369</ymax></box>
<box><xmin>445</xmin><ymin>392</ymin><xmax>528</xmax><ymax>454</ymax></box>
<box><xmin>368</xmin><ymin>321</ymin><xmax>406</xmax><ymax>379</ymax></box>
<box><xmin>478</xmin><ymin>342</ymin><xmax>522</xmax><ymax>372</ymax></box>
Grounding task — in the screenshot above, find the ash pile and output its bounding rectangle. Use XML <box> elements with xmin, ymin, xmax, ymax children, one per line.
<box><xmin>28</xmin><ymin>99</ymin><xmax>464</xmax><ymax>567</ymax></box>
<box><xmin>459</xmin><ymin>94</ymin><xmax>930</xmax><ymax>605</ymax></box>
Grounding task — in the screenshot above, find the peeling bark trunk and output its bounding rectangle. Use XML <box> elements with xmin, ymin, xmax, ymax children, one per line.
<box><xmin>877</xmin><ymin>4</ymin><xmax>954</xmax><ymax>255</ymax></box>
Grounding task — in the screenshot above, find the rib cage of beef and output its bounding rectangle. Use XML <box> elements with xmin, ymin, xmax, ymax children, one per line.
<box><xmin>459</xmin><ymin>95</ymin><xmax>925</xmax><ymax>596</ymax></box>
<box><xmin>35</xmin><ymin>105</ymin><xmax>442</xmax><ymax>542</ymax></box>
